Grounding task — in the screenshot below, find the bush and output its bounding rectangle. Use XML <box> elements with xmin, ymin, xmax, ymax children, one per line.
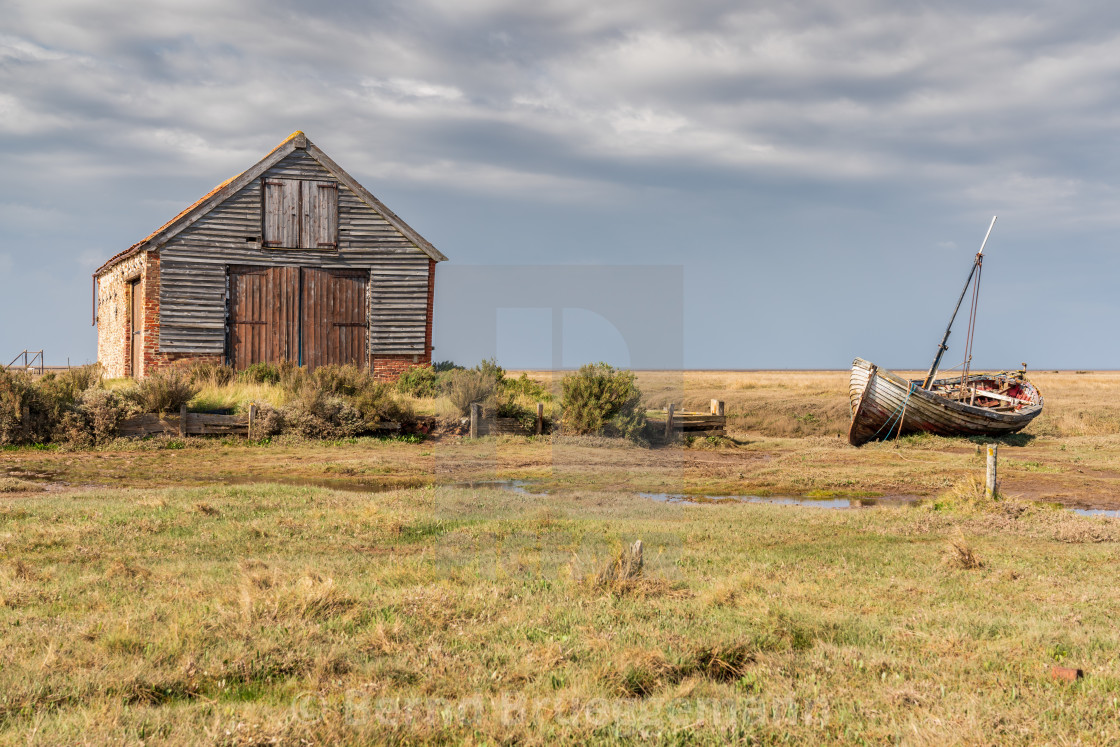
<box><xmin>352</xmin><ymin>383</ymin><xmax>410</xmax><ymax>425</ymax></box>
<box><xmin>188</xmin><ymin>361</ymin><xmax>235</xmax><ymax>387</ymax></box>
<box><xmin>561</xmin><ymin>363</ymin><xmax>646</xmax><ymax>441</ymax></box>
<box><xmin>396</xmin><ymin>365</ymin><xmax>441</xmax><ymax>398</ymax></box>
<box><xmin>35</xmin><ymin>365</ymin><xmax>103</xmax><ymax>423</ymax></box>
<box><xmin>308</xmin><ymin>364</ymin><xmax>369</xmax><ymax>398</ymax></box>
<box><xmin>446</xmin><ymin>368</ymin><xmax>499</xmax><ymax>416</ymax></box>
<box><xmin>432</xmin><ymin>360</ymin><xmax>462</xmax><ymax>373</ymax></box>
<box><xmin>281</xmin><ymin>388</ymin><xmax>364</xmax><ymax>439</ymax></box>
<box><xmin>131</xmin><ymin>369</ymin><xmax>199</xmax><ymax>414</ymax></box>
<box><xmin>238</xmin><ymin>362</ymin><xmax>281</xmax><ymax>386</ymax></box>
<box><xmin>0</xmin><ymin>368</ymin><xmax>37</xmax><ymax>445</ymax></box>
<box><xmin>53</xmin><ymin>388</ymin><xmax>130</xmax><ymax>447</ymax></box>
<box><xmin>502</xmin><ymin>372</ymin><xmax>551</xmax><ymax>402</ymax></box>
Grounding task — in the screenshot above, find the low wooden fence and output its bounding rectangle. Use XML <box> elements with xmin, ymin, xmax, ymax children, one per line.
<box><xmin>469</xmin><ymin>403</ymin><xmax>546</xmax><ymax>438</ymax></box>
<box><xmin>119</xmin><ymin>404</ymin><xmax>400</xmax><ymax>439</ymax></box>
<box><xmin>647</xmin><ymin>400</ymin><xmax>727</xmax><ymax>441</ymax></box>
<box><xmin>119</xmin><ymin>405</ymin><xmax>260</xmax><ymax>438</ymax></box>
<box><xmin>462</xmin><ymin>401</ymin><xmax>727</xmax><ymax>441</ymax></box>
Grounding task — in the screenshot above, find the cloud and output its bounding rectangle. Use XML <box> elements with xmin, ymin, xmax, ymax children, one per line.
<box><xmin>2</xmin><ymin>0</ymin><xmax>1120</xmax><ymax>364</ymax></box>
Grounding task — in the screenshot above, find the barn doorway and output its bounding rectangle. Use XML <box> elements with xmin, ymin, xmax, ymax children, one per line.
<box><xmin>129</xmin><ymin>277</ymin><xmax>143</xmax><ymax>378</ymax></box>
<box><xmin>227</xmin><ymin>265</ymin><xmax>368</xmax><ymax>371</ymax></box>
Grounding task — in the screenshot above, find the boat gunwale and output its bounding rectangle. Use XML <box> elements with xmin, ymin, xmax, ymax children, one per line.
<box><xmin>872</xmin><ymin>365</ymin><xmax>1043</xmax><ymax>423</ymax></box>
<box><xmin>848</xmin><ymin>358</ymin><xmax>1043</xmax><ymax>446</ymax></box>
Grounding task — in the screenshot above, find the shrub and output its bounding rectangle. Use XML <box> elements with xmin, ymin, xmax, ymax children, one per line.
<box><xmin>52</xmin><ymin>388</ymin><xmax>130</xmax><ymax>447</ymax></box>
<box><xmin>132</xmin><ymin>369</ymin><xmax>199</xmax><ymax>414</ymax></box>
<box><xmin>561</xmin><ymin>363</ymin><xmax>646</xmax><ymax>440</ymax></box>
<box><xmin>188</xmin><ymin>361</ymin><xmax>235</xmax><ymax>387</ymax></box>
<box><xmin>501</xmin><ymin>372</ymin><xmax>551</xmax><ymax>402</ymax></box>
<box><xmin>396</xmin><ymin>365</ymin><xmax>441</xmax><ymax>398</ymax></box>
<box><xmin>34</xmin><ymin>365</ymin><xmax>103</xmax><ymax>424</ymax></box>
<box><xmin>477</xmin><ymin>358</ymin><xmax>505</xmax><ymax>384</ymax></box>
<box><xmin>446</xmin><ymin>368</ymin><xmax>498</xmax><ymax>417</ymax></box>
<box><xmin>253</xmin><ymin>405</ymin><xmax>285</xmax><ymax>437</ymax></box>
<box><xmin>352</xmin><ymin>383</ymin><xmax>409</xmax><ymax>425</ymax></box>
<box><xmin>238</xmin><ymin>362</ymin><xmax>281</xmax><ymax>386</ymax></box>
<box><xmin>0</xmin><ymin>368</ymin><xmax>37</xmax><ymax>445</ymax></box>
<box><xmin>281</xmin><ymin>388</ymin><xmax>364</xmax><ymax>439</ymax></box>
<box><xmin>431</xmin><ymin>360</ymin><xmax>462</xmax><ymax>373</ymax></box>
<box><xmin>309</xmin><ymin>364</ymin><xmax>369</xmax><ymax>398</ymax></box>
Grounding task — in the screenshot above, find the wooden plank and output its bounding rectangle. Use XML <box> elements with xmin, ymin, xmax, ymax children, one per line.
<box><xmin>305</xmin><ymin>142</ymin><xmax>448</xmax><ymax>261</ymax></box>
<box><xmin>118</xmin><ymin>414</ymin><xmax>180</xmax><ymax>437</ymax></box>
<box><xmin>152</xmin><ymin>150</ymin><xmax>435</xmax><ymax>356</ymax></box>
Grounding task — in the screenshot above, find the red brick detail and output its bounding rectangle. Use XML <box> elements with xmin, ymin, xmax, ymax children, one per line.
<box><xmin>369</xmin><ymin>354</ymin><xmax>428</xmax><ymax>382</ymax></box>
<box><xmin>140</xmin><ymin>252</ymin><xmax>160</xmax><ymax>377</ymax></box>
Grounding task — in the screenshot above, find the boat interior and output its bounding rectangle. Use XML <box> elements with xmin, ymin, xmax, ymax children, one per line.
<box><xmin>920</xmin><ymin>372</ymin><xmax>1039</xmax><ymax>412</ymax></box>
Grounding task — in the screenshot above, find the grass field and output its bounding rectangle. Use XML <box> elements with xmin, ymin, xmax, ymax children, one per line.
<box><xmin>2</xmin><ymin>370</ymin><xmax>1119</xmax><ymax>743</ymax></box>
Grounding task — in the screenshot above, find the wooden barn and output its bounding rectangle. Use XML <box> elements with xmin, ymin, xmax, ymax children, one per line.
<box><xmin>93</xmin><ymin>131</ymin><xmax>446</xmax><ymax>379</ymax></box>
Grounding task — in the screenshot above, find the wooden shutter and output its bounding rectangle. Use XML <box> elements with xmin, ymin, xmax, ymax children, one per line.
<box><xmin>263</xmin><ymin>179</ymin><xmax>300</xmax><ymax>248</ymax></box>
<box><xmin>301</xmin><ymin>181</ymin><xmax>338</xmax><ymax>249</ymax></box>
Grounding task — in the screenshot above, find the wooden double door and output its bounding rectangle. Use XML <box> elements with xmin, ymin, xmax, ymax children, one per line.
<box><xmin>228</xmin><ymin>265</ymin><xmax>368</xmax><ymax>370</ymax></box>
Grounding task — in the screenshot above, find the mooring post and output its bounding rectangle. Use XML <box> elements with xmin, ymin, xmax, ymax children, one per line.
<box><xmin>470</xmin><ymin>402</ymin><xmax>481</xmax><ymax>439</ymax></box>
<box><xmin>986</xmin><ymin>444</ymin><xmax>998</xmax><ymax>498</ymax></box>
<box><xmin>247</xmin><ymin>403</ymin><xmax>258</xmax><ymax>440</ymax></box>
<box><xmin>535</xmin><ymin>402</ymin><xmax>544</xmax><ymax>436</ymax></box>
<box><xmin>179</xmin><ymin>404</ymin><xmax>188</xmax><ymax>438</ymax></box>
<box><xmin>711</xmin><ymin>399</ymin><xmax>725</xmax><ymax>416</ymax></box>
<box><xmin>665</xmin><ymin>403</ymin><xmax>675</xmax><ymax>441</ymax></box>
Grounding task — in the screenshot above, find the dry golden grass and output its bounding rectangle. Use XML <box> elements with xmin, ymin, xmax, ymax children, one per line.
<box><xmin>2</xmin><ymin>371</ymin><xmax>1120</xmax><ymax>742</ymax></box>
<box><xmin>510</xmin><ymin>369</ymin><xmax>1120</xmax><ymax>440</ymax></box>
<box><xmin>1</xmin><ymin>483</ymin><xmax>1118</xmax><ymax>743</ymax></box>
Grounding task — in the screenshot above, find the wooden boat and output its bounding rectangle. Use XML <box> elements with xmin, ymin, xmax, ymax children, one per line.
<box><xmin>848</xmin><ymin>216</ymin><xmax>1044</xmax><ymax>446</ymax></box>
<box><xmin>848</xmin><ymin>359</ymin><xmax>1043</xmax><ymax>446</ymax></box>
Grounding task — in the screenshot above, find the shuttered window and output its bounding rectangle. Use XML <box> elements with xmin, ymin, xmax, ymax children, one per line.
<box><xmin>263</xmin><ymin>178</ymin><xmax>338</xmax><ymax>249</ymax></box>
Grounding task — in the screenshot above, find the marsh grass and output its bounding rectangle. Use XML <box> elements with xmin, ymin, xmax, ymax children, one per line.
<box><xmin>511</xmin><ymin>369</ymin><xmax>1120</xmax><ymax>439</ymax></box>
<box><xmin>2</xmin><ymin>483</ymin><xmax>1119</xmax><ymax>743</ymax></box>
<box><xmin>0</xmin><ymin>476</ymin><xmax>43</xmax><ymax>492</ymax></box>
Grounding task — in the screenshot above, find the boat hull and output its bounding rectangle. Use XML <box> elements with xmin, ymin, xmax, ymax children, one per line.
<box><xmin>848</xmin><ymin>358</ymin><xmax>1043</xmax><ymax>446</ymax></box>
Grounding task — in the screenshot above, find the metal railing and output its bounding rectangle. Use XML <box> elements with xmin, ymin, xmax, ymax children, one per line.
<box><xmin>4</xmin><ymin>350</ymin><xmax>45</xmax><ymax>374</ymax></box>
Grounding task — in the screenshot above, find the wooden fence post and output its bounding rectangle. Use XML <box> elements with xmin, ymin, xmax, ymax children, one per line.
<box><xmin>535</xmin><ymin>402</ymin><xmax>544</xmax><ymax>436</ymax></box>
<box><xmin>665</xmin><ymin>403</ymin><xmax>675</xmax><ymax>441</ymax></box>
<box><xmin>710</xmin><ymin>399</ymin><xmax>725</xmax><ymax>416</ymax></box>
<box><xmin>470</xmin><ymin>402</ymin><xmax>481</xmax><ymax>439</ymax></box>
<box><xmin>986</xmin><ymin>444</ymin><xmax>998</xmax><ymax>499</ymax></box>
<box><xmin>248</xmin><ymin>403</ymin><xmax>258</xmax><ymax>440</ymax></box>
<box><xmin>179</xmin><ymin>404</ymin><xmax>188</xmax><ymax>438</ymax></box>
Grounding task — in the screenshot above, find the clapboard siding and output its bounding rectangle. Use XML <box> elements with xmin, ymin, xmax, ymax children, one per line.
<box><xmin>157</xmin><ymin>150</ymin><xmax>432</xmax><ymax>355</ymax></box>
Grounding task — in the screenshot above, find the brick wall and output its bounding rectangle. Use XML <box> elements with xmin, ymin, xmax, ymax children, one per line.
<box><xmin>95</xmin><ymin>253</ymin><xmax>146</xmax><ymax>378</ymax></box>
<box><xmin>370</xmin><ymin>354</ymin><xmax>429</xmax><ymax>381</ymax></box>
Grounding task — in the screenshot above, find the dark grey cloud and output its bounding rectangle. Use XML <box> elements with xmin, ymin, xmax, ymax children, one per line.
<box><xmin>1</xmin><ymin>0</ymin><xmax>1118</xmax><ymax>367</ymax></box>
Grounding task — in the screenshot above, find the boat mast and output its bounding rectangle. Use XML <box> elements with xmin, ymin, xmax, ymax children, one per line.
<box><xmin>922</xmin><ymin>216</ymin><xmax>997</xmax><ymax>389</ymax></box>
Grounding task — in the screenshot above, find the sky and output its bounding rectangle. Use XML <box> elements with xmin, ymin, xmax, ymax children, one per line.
<box><xmin>1</xmin><ymin>0</ymin><xmax>1117</xmax><ymax>370</ymax></box>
